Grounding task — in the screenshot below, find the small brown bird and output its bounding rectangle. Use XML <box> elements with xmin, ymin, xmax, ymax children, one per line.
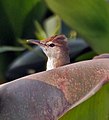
<box><xmin>27</xmin><ymin>35</ymin><xmax>70</xmax><ymax>70</ymax></box>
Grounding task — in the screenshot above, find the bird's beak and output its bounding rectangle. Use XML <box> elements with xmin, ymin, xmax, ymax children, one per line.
<box><xmin>27</xmin><ymin>39</ymin><xmax>45</xmax><ymax>47</ymax></box>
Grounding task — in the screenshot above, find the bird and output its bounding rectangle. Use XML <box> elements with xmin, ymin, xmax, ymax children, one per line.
<box><xmin>0</xmin><ymin>35</ymin><xmax>109</xmax><ymax>120</ymax></box>
<box><xmin>27</xmin><ymin>34</ymin><xmax>70</xmax><ymax>70</ymax></box>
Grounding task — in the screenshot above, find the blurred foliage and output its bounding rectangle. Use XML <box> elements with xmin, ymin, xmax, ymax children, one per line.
<box><xmin>35</xmin><ymin>21</ymin><xmax>47</xmax><ymax>39</ymax></box>
<box><xmin>44</xmin><ymin>15</ymin><xmax>61</xmax><ymax>37</ymax></box>
<box><xmin>0</xmin><ymin>0</ymin><xmax>47</xmax><ymax>81</ymax></box>
<box><xmin>35</xmin><ymin>15</ymin><xmax>61</xmax><ymax>39</ymax></box>
<box><xmin>0</xmin><ymin>0</ymin><xmax>47</xmax><ymax>38</ymax></box>
<box><xmin>0</xmin><ymin>46</ymin><xmax>25</xmax><ymax>53</ymax></box>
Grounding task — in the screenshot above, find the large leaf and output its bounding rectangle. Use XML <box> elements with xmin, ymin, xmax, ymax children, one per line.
<box><xmin>1</xmin><ymin>0</ymin><xmax>38</xmax><ymax>37</ymax></box>
<box><xmin>45</xmin><ymin>0</ymin><xmax>109</xmax><ymax>54</ymax></box>
<box><xmin>1</xmin><ymin>0</ymin><xmax>43</xmax><ymax>37</ymax></box>
<box><xmin>60</xmin><ymin>84</ymin><xmax>109</xmax><ymax>120</ymax></box>
<box><xmin>1</xmin><ymin>58</ymin><xmax>109</xmax><ymax>119</ymax></box>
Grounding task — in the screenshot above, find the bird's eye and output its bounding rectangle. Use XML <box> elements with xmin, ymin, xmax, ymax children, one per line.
<box><xmin>49</xmin><ymin>43</ymin><xmax>55</xmax><ymax>47</ymax></box>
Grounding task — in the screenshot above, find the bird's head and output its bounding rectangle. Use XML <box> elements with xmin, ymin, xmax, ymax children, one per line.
<box><xmin>27</xmin><ymin>35</ymin><xmax>69</xmax><ymax>58</ymax></box>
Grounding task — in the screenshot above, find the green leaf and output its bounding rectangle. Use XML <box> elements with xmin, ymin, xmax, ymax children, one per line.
<box><xmin>0</xmin><ymin>46</ymin><xmax>25</xmax><ymax>53</ymax></box>
<box><xmin>35</xmin><ymin>21</ymin><xmax>47</xmax><ymax>39</ymax></box>
<box><xmin>45</xmin><ymin>0</ymin><xmax>109</xmax><ymax>54</ymax></box>
<box><xmin>44</xmin><ymin>15</ymin><xmax>61</xmax><ymax>37</ymax></box>
<box><xmin>60</xmin><ymin>84</ymin><xmax>109</xmax><ymax>120</ymax></box>
<box><xmin>76</xmin><ymin>51</ymin><xmax>97</xmax><ymax>61</ymax></box>
<box><xmin>35</xmin><ymin>16</ymin><xmax>61</xmax><ymax>39</ymax></box>
<box><xmin>1</xmin><ymin>0</ymin><xmax>41</xmax><ymax>37</ymax></box>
